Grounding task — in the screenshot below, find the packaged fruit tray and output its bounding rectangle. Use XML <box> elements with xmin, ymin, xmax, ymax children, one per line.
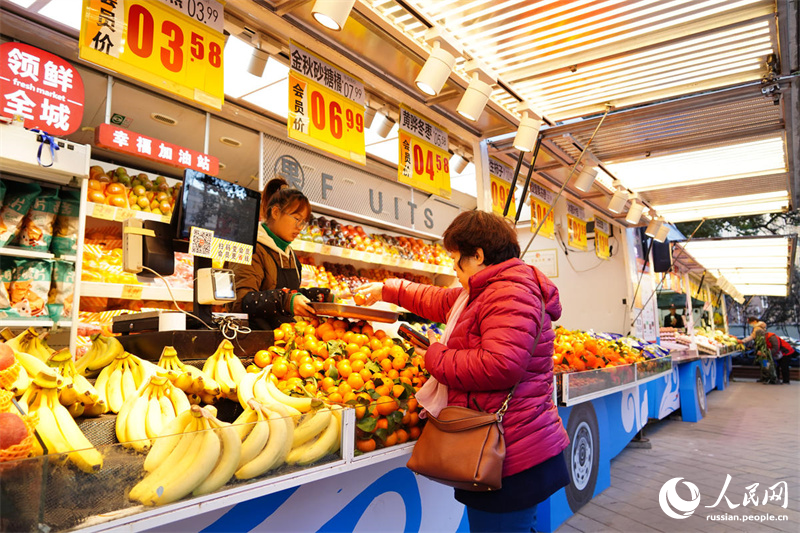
<box><xmin>310</xmin><ymin>303</ymin><xmax>399</xmax><ymax>324</ymax></box>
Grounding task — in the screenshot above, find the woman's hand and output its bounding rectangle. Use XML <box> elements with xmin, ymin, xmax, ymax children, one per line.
<box><xmin>410</xmin><ymin>330</ymin><xmax>439</xmax><ymax>359</ymax></box>
<box><xmin>354</xmin><ymin>282</ymin><xmax>384</xmax><ymax>306</ymax></box>
<box><xmin>292</xmin><ymin>293</ymin><xmax>317</xmax><ymax>318</ymax></box>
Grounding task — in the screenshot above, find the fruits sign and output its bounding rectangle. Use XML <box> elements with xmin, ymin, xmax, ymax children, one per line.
<box><xmin>489</xmin><ymin>157</ymin><xmax>516</xmax><ymax>217</ymax></box>
<box><xmin>95</xmin><ymin>124</ymin><xmax>219</xmax><ymax>175</ymax></box>
<box><xmin>566</xmin><ymin>201</ymin><xmax>588</xmax><ymax>251</ymax></box>
<box><xmin>530</xmin><ymin>182</ymin><xmax>555</xmax><ymax>239</ymax></box>
<box><xmin>0</xmin><ymin>42</ymin><xmax>85</xmax><ymax>135</ymax></box>
<box><xmin>288</xmin><ymin>42</ymin><xmax>366</xmax><ymax>165</ymax></box>
<box><xmin>595</xmin><ymin>217</ymin><xmax>611</xmax><ymax>260</ymax></box>
<box><xmin>79</xmin><ymin>0</ymin><xmax>224</xmax><ymax>109</ymax></box>
<box><xmin>398</xmin><ymin>106</ymin><xmax>451</xmax><ymax>199</ymax></box>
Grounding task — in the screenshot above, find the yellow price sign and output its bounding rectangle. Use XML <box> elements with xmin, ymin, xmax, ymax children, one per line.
<box><xmin>567</xmin><ymin>215</ymin><xmax>588</xmax><ymax>251</ymax></box>
<box><xmin>490</xmin><ymin>174</ymin><xmax>516</xmax><ymax>217</ymax></box>
<box><xmin>594</xmin><ymin>217</ymin><xmax>611</xmax><ymax>260</ymax></box>
<box><xmin>121</xmin><ymin>284</ymin><xmax>144</xmax><ymax>300</ymax></box>
<box><xmin>80</xmin><ymin>0</ymin><xmax>225</xmax><ymax>109</ymax></box>
<box><xmin>398</xmin><ymin>131</ymin><xmax>451</xmax><ymax>198</ymax></box>
<box><xmin>531</xmin><ymin>198</ymin><xmax>555</xmax><ymax>239</ymax></box>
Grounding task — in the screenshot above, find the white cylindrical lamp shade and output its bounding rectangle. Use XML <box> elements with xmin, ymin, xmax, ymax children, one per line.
<box><xmin>311</xmin><ymin>0</ymin><xmax>355</xmax><ymax>31</ymax></box>
<box><xmin>363</xmin><ymin>106</ymin><xmax>377</xmax><ymax>129</ymax></box>
<box><xmin>513</xmin><ymin>116</ymin><xmax>540</xmax><ymax>152</ymax></box>
<box><xmin>374</xmin><ymin>112</ymin><xmax>395</xmax><ymax>138</ymax></box>
<box><xmin>574</xmin><ymin>166</ymin><xmax>598</xmax><ymax>192</ymax></box>
<box><xmin>608</xmin><ymin>189</ymin><xmax>628</xmax><ymax>213</ymax></box>
<box><xmin>457</xmin><ymin>77</ymin><xmax>492</xmax><ymax>121</ymax></box>
<box><xmin>654</xmin><ymin>222</ymin><xmax>670</xmax><ymax>243</ymax></box>
<box><xmin>247</xmin><ymin>48</ymin><xmax>269</xmax><ymax>77</ymax></box>
<box><xmin>645</xmin><ymin>216</ymin><xmax>661</xmax><ymax>237</ymax></box>
<box><xmin>450</xmin><ymin>153</ymin><xmax>468</xmax><ymax>174</ymax></box>
<box><xmin>415</xmin><ymin>43</ymin><xmax>456</xmax><ymax>96</ymax></box>
<box><xmin>625</xmin><ymin>200</ymin><xmax>644</xmax><ymax>224</ymax></box>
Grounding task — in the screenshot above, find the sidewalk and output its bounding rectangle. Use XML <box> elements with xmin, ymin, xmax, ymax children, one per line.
<box><xmin>558</xmin><ymin>380</ymin><xmax>800</xmax><ymax>533</ymax></box>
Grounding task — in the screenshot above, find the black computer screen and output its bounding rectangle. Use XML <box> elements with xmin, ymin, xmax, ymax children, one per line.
<box><xmin>177</xmin><ymin>170</ymin><xmax>260</xmax><ymax>247</ymax></box>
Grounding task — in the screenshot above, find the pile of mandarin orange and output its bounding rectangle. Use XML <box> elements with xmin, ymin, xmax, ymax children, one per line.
<box><xmin>251</xmin><ymin>317</ymin><xmax>427</xmax><ymax>453</ymax></box>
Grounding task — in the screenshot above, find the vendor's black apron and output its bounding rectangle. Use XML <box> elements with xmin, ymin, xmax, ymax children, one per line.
<box><xmin>250</xmin><ymin>245</ymin><xmax>301</xmax><ymax>331</ymax></box>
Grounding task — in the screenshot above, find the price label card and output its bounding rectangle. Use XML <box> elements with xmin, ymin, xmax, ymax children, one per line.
<box><xmin>320</xmin><ymin>244</ymin><xmax>332</xmax><ymax>256</ymax></box>
<box><xmin>91</xmin><ymin>202</ymin><xmax>115</xmax><ymax>220</ymax></box>
<box><xmin>567</xmin><ymin>215</ymin><xmax>588</xmax><ymax>251</ymax></box>
<box><xmin>80</xmin><ymin>0</ymin><xmax>225</xmax><ymax>109</ymax></box>
<box><xmin>398</xmin><ymin>106</ymin><xmax>451</xmax><ymax>199</ymax></box>
<box><xmin>594</xmin><ymin>217</ymin><xmax>611</xmax><ymax>260</ymax></box>
<box><xmin>341</xmin><ymin>248</ymin><xmax>354</xmax><ymax>259</ymax></box>
<box><xmin>115</xmin><ymin>208</ymin><xmax>135</xmax><ymax>222</ymax></box>
<box><xmin>489</xmin><ymin>158</ymin><xmax>517</xmax><ymax>217</ymax></box>
<box><xmin>531</xmin><ymin>198</ymin><xmax>555</xmax><ymax>239</ymax></box>
<box><xmin>121</xmin><ymin>284</ymin><xmax>144</xmax><ymax>299</ymax></box>
<box><xmin>288</xmin><ymin>43</ymin><xmax>365</xmax><ymax>165</ymax></box>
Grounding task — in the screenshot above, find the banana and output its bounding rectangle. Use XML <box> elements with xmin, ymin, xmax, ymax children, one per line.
<box><xmin>106</xmin><ymin>360</ymin><xmax>125</xmax><ymax>413</ymax></box>
<box><xmin>173</xmin><ymin>371</ymin><xmax>194</xmax><ymax>392</ymax></box>
<box><xmin>328</xmin><ymin>405</ymin><xmax>343</xmax><ymax>455</ymax></box>
<box><xmin>292</xmin><ymin>407</ymin><xmax>332</xmax><ymax>448</ymax></box>
<box><xmin>232</xmin><ymin>407</ymin><xmax>259</xmax><ymax>440</ymax></box>
<box><xmin>45</xmin><ymin>388</ymin><xmax>104</xmax><ymax>472</ymax></box>
<box><xmin>168</xmin><ymin>386</ymin><xmax>191</xmax><ymax>416</ymax></box>
<box><xmin>116</xmin><ymin>396</ymin><xmax>135</xmax><ymax>444</ymax></box>
<box><xmin>236</xmin><ymin>372</ymin><xmax>258</xmax><ymax>410</ymax></box>
<box><xmin>26</xmin><ymin>331</ymin><xmax>53</xmax><ymax>361</ymax></box>
<box><xmin>226</xmin><ymin>352</ymin><xmax>247</xmax><ymax>390</ymax></box>
<box><xmin>145</xmin><ymin>394</ymin><xmax>164</xmax><ymax>440</ymax></box>
<box><xmin>192</xmin><ymin>415</ymin><xmax>242</xmax><ymax>496</ymax></box>
<box><xmin>137</xmin><ymin>411</ymin><xmax>221</xmax><ymax>505</ymax></box>
<box><xmin>12</xmin><ymin>349</ymin><xmax>59</xmax><ymax>382</ymax></box>
<box><xmin>59</xmin><ymin>384</ymin><xmax>80</xmax><ymax>407</ymax></box>
<box><xmin>93</xmin><ymin>361</ymin><xmax>115</xmax><ymax>411</ymax></box>
<box><xmin>126</xmin><ymin>394</ymin><xmax>151</xmax><ymax>452</ymax></box>
<box><xmin>120</xmin><ymin>359</ymin><xmax>137</xmax><ymax>404</ymax></box>
<box><xmin>9</xmin><ymin>365</ymin><xmax>30</xmax><ymax>396</ymax></box>
<box><xmin>87</xmin><ymin>335</ymin><xmax>123</xmax><ymax>373</ymax></box>
<box><xmin>67</xmin><ymin>401</ymin><xmax>85</xmax><ymax>418</ymax></box>
<box><xmin>158</xmin><ymin>393</ymin><xmax>175</xmax><ymax>426</ymax></box>
<box><xmin>143</xmin><ymin>409</ymin><xmax>195</xmax><ymax>472</ymax></box>
<box><xmin>253</xmin><ymin>371</ymin><xmax>302</xmax><ymax>419</ymax></box>
<box><xmin>83</xmin><ymin>401</ymin><xmax>106</xmax><ymax>417</ymax></box>
<box><xmin>183</xmin><ymin>365</ymin><xmax>221</xmax><ymax>396</ymax></box>
<box><xmin>75</xmin><ymin>335</ymin><xmax>105</xmax><ymax>375</ymax></box>
<box><xmin>3</xmin><ymin>329</ymin><xmax>28</xmax><ymax>352</ymax></box>
<box><xmin>286</xmin><ymin>408</ymin><xmax>340</xmax><ymax>466</ymax></box>
<box><xmin>131</xmin><ymin>418</ymin><xmax>199</xmax><ymax>501</ymax></box>
<box><xmin>238</xmin><ymin>401</ymin><xmax>270</xmax><ymax>469</ymax></box>
<box><xmin>73</xmin><ymin>375</ymin><xmax>100</xmax><ymax>404</ymax></box>
<box><xmin>235</xmin><ymin>404</ymin><xmax>294</xmax><ymax>479</ymax></box>
<box><xmin>213</xmin><ymin>352</ymin><xmax>236</xmax><ymax>397</ymax></box>
<box><xmin>265</xmin><ymin>373</ymin><xmax>321</xmax><ymax>413</ymax></box>
<box><xmin>201</xmin><ymin>350</ymin><xmax>218</xmax><ymax>377</ymax></box>
<box><xmin>28</xmin><ymin>390</ymin><xmax>71</xmax><ymax>460</ymax></box>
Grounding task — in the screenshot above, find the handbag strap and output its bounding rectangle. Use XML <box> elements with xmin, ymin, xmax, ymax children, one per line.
<box><xmin>496</xmin><ymin>298</ymin><xmax>548</xmax><ymax>422</ymax></box>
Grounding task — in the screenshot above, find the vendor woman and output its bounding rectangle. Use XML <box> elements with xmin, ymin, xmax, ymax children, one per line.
<box><xmin>230</xmin><ymin>177</ymin><xmax>328</xmax><ymax>330</ymax></box>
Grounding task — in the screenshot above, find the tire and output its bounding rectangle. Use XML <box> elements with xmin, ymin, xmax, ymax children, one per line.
<box><xmin>565</xmin><ymin>403</ymin><xmax>600</xmax><ymax>512</ymax></box>
<box><xmin>695</xmin><ymin>366</ymin><xmax>706</xmax><ymax>417</ymax></box>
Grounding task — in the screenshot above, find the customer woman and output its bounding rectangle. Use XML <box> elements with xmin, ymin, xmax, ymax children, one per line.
<box><xmin>230</xmin><ymin>177</ymin><xmax>325</xmax><ymax>330</ymax></box>
<box><xmin>357</xmin><ymin>210</ymin><xmax>570</xmax><ymax>533</ymax></box>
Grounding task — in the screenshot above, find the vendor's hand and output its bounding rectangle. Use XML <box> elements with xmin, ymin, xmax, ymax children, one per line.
<box><xmin>292</xmin><ymin>294</ymin><xmax>316</xmax><ymax>318</ymax></box>
<box><xmin>354</xmin><ymin>282</ymin><xmax>384</xmax><ymax>306</ymax></box>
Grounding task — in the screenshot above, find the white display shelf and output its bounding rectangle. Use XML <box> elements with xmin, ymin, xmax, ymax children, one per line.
<box><xmin>0</xmin><ymin>246</ymin><xmax>76</xmax><ymax>261</ymax></box>
<box><xmin>294</xmin><ymin>239</ymin><xmax>454</xmax><ymax>277</ymax></box>
<box><xmin>86</xmin><ymin>201</ymin><xmax>172</xmax><ymax>224</ymax></box>
<box><xmin>0</xmin><ymin>317</ymin><xmax>55</xmax><ymax>328</ymax></box>
<box><xmin>81</xmin><ymin>281</ymin><xmax>193</xmax><ymax>302</ymax></box>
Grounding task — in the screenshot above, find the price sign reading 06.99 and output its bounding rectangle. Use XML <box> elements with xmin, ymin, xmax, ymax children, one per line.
<box><xmin>288</xmin><ymin>72</ymin><xmax>366</xmax><ymax>165</ymax></box>
<box><xmin>567</xmin><ymin>215</ymin><xmax>588</xmax><ymax>251</ymax></box>
<box><xmin>80</xmin><ymin>0</ymin><xmax>224</xmax><ymax>109</ymax></box>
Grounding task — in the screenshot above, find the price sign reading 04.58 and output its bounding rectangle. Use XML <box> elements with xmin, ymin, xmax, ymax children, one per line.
<box><xmin>80</xmin><ymin>0</ymin><xmax>224</xmax><ymax>109</ymax></box>
<box><xmin>398</xmin><ymin>132</ymin><xmax>451</xmax><ymax>199</ymax></box>
<box><xmin>531</xmin><ymin>198</ymin><xmax>555</xmax><ymax>239</ymax></box>
<box><xmin>490</xmin><ymin>174</ymin><xmax>516</xmax><ymax>217</ymax></box>
<box><xmin>288</xmin><ymin>72</ymin><xmax>366</xmax><ymax>165</ymax></box>
<box><xmin>567</xmin><ymin>215</ymin><xmax>588</xmax><ymax>251</ymax></box>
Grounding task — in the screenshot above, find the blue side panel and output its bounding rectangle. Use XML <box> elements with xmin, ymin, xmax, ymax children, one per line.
<box><xmin>646</xmin><ymin>366</ymin><xmax>680</xmax><ymax>420</ymax></box>
<box><xmin>715</xmin><ymin>356</ymin><xmax>730</xmax><ymax>390</ymax></box>
<box><xmin>701</xmin><ymin>357</ymin><xmax>717</xmax><ymax>394</ymax></box>
<box><xmin>200</xmin><ymin>487</ymin><xmax>298</xmax><ymax>533</ymax></box>
<box><xmin>677</xmin><ymin>360</ymin><xmax>705</xmax><ymax>422</ymax></box>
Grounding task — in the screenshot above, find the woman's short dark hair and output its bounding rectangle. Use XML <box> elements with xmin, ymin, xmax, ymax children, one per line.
<box><xmin>260</xmin><ymin>177</ymin><xmax>311</xmax><ymax>222</ymax></box>
<box><xmin>747</xmin><ymin>316</ymin><xmax>759</xmax><ymax>324</ymax></box>
<box><xmin>442</xmin><ymin>211</ymin><xmax>520</xmax><ymax>268</ymax></box>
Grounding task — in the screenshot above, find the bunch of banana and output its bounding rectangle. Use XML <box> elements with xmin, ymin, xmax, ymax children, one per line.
<box><xmin>4</xmin><ymin>328</ymin><xmax>55</xmax><ymax>362</ymax></box>
<box><xmin>237</xmin><ymin>366</ymin><xmax>323</xmax><ymax>419</ymax></box>
<box><xmin>46</xmin><ymin>349</ymin><xmax>105</xmax><ymax>418</ymax></box>
<box><xmin>95</xmin><ymin>351</ymin><xmax>155</xmax><ymax>413</ymax></box>
<box><xmin>286</xmin><ymin>405</ymin><xmax>341</xmax><ymax>466</ymax></box>
<box><xmin>116</xmin><ymin>372</ymin><xmax>191</xmax><ymax>452</ymax></box>
<box><xmin>157</xmin><ymin>346</ymin><xmax>221</xmax><ymax>404</ymax></box>
<box><xmin>6</xmin><ymin>347</ymin><xmax>60</xmax><ymax>399</ymax></box>
<box><xmin>232</xmin><ymin>399</ymin><xmax>294</xmax><ymax>480</ymax></box>
<box><xmin>74</xmin><ymin>334</ymin><xmax>124</xmax><ymax>377</ymax></box>
<box><xmin>201</xmin><ymin>340</ymin><xmax>247</xmax><ymax>401</ymax></box>
<box><xmin>24</xmin><ymin>370</ymin><xmax>103</xmax><ymax>473</ymax></box>
<box><xmin>130</xmin><ymin>404</ymin><xmax>241</xmax><ymax>505</ymax></box>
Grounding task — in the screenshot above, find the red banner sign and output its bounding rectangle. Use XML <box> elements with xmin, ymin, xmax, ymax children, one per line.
<box><xmin>0</xmin><ymin>42</ymin><xmax>85</xmax><ymax>135</ymax></box>
<box><xmin>95</xmin><ymin>123</ymin><xmax>219</xmax><ymax>175</ymax></box>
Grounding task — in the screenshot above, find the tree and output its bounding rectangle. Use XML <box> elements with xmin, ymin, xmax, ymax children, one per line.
<box><xmin>675</xmin><ymin>212</ymin><xmax>800</xmax><ymax>333</ymax></box>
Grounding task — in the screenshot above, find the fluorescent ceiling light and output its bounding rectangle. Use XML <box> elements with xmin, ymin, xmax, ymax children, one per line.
<box><xmin>605</xmin><ymin>137</ymin><xmax>787</xmax><ymax>191</ymax></box>
<box><xmin>39</xmin><ymin>0</ymin><xmax>82</xmax><ymax>29</ymax></box>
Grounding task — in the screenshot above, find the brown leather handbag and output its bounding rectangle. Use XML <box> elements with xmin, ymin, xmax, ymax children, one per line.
<box><xmin>406</xmin><ymin>302</ymin><xmax>547</xmax><ymax>492</ymax></box>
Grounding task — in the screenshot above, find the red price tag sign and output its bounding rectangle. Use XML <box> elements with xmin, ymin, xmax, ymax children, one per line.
<box><xmin>567</xmin><ymin>215</ymin><xmax>588</xmax><ymax>251</ymax></box>
<box><xmin>398</xmin><ymin>131</ymin><xmax>451</xmax><ymax>198</ymax></box>
<box><xmin>288</xmin><ymin>72</ymin><xmax>366</xmax><ymax>165</ymax></box>
<box><xmin>490</xmin><ymin>174</ymin><xmax>516</xmax><ymax>217</ymax></box>
<box><xmin>531</xmin><ymin>198</ymin><xmax>555</xmax><ymax>239</ymax></box>
<box><xmin>80</xmin><ymin>0</ymin><xmax>224</xmax><ymax>109</ymax></box>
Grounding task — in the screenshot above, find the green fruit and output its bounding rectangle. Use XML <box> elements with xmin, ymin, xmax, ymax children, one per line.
<box><xmin>115</xmin><ymin>167</ymin><xmax>127</xmax><ymax>176</ymax></box>
<box><xmin>155</xmin><ymin>175</ymin><xmax>167</xmax><ymax>185</ymax></box>
<box><xmin>142</xmin><ymin>180</ymin><xmax>154</xmax><ymax>191</ymax></box>
<box><xmin>131</xmin><ymin>204</ymin><xmax>142</xmax><ymax>211</ymax></box>
<box><xmin>137</xmin><ymin>196</ymin><xmax>150</xmax><ymax>209</ymax></box>
<box><xmin>133</xmin><ymin>185</ymin><xmax>146</xmax><ymax>196</ymax></box>
<box><xmin>152</xmin><ymin>207</ymin><xmax>163</xmax><ymax>216</ymax></box>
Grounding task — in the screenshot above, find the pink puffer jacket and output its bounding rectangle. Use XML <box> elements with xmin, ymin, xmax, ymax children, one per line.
<box><xmin>383</xmin><ymin>258</ymin><xmax>569</xmax><ymax>477</ymax></box>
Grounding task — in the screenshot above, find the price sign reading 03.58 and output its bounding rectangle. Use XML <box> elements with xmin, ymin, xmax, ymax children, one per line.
<box><xmin>80</xmin><ymin>0</ymin><xmax>224</xmax><ymax>109</ymax></box>
<box><xmin>288</xmin><ymin>72</ymin><xmax>366</xmax><ymax>165</ymax></box>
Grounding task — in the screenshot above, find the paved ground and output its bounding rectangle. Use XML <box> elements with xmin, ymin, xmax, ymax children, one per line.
<box><xmin>558</xmin><ymin>380</ymin><xmax>800</xmax><ymax>533</ymax></box>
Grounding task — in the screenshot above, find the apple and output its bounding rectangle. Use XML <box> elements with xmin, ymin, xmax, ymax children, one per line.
<box><xmin>0</xmin><ymin>343</ymin><xmax>15</xmax><ymax>370</ymax></box>
<box><xmin>0</xmin><ymin>412</ymin><xmax>27</xmax><ymax>450</ymax></box>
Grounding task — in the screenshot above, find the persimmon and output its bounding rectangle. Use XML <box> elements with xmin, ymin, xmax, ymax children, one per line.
<box><xmin>356</xmin><ymin>438</ymin><xmax>377</xmax><ymax>452</ymax></box>
<box><xmin>407</xmin><ymin>398</ymin><xmax>418</xmax><ymax>412</ymax></box>
<box><xmin>392</xmin><ymin>384</ymin><xmax>405</xmax><ymax>398</ymax></box>
<box><xmin>395</xmin><ymin>429</ymin><xmax>409</xmax><ymax>443</ymax></box>
<box><xmin>336</xmin><ymin>360</ymin><xmax>352</xmax><ymax>378</ymax></box>
<box><xmin>350</xmin><ymin>359</ymin><xmax>365</xmax><ymax>373</ymax></box>
<box><xmin>376</xmin><ymin>395</ymin><xmax>398</xmax><ymax>415</ymax></box>
<box><xmin>376</xmin><ymin>418</ymin><xmax>389</xmax><ymax>430</ymax></box>
<box><xmin>347</xmin><ymin>373</ymin><xmax>365</xmax><ymax>390</ymax></box>
<box><xmin>345</xmin><ymin>343</ymin><xmax>360</xmax><ymax>356</ymax></box>
<box><xmin>338</xmin><ymin>382</ymin><xmax>353</xmax><ymax>397</ymax></box>
<box><xmin>384</xmin><ymin>431</ymin><xmax>398</xmax><ymax>447</ymax></box>
<box><xmin>361</xmin><ymin>324</ymin><xmax>374</xmax><ymax>337</ymax></box>
<box><xmin>355</xmin><ymin>405</ymin><xmax>367</xmax><ymax>419</ymax></box>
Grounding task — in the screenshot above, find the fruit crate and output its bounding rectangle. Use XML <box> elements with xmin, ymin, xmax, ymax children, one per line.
<box><xmin>0</xmin><ymin>408</ymin><xmax>349</xmax><ymax>532</ymax></box>
<box><xmin>635</xmin><ymin>356</ymin><xmax>672</xmax><ymax>384</ymax></box>
<box><xmin>560</xmin><ymin>364</ymin><xmax>637</xmax><ymax>406</ymax></box>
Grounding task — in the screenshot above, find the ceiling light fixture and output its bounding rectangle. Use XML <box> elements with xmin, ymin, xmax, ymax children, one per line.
<box><xmin>415</xmin><ymin>28</ymin><xmax>460</xmax><ymax>96</ymax></box>
<box><xmin>374</xmin><ymin>110</ymin><xmax>396</xmax><ymax>138</ymax></box>
<box><xmin>574</xmin><ymin>164</ymin><xmax>598</xmax><ymax>193</ymax></box>
<box><xmin>457</xmin><ymin>60</ymin><xmax>496</xmax><ymax>121</ymax></box>
<box><xmin>654</xmin><ymin>222</ymin><xmax>670</xmax><ymax>243</ymax></box>
<box><xmin>645</xmin><ymin>216</ymin><xmax>663</xmax><ymax>237</ymax></box>
<box><xmin>513</xmin><ymin>103</ymin><xmax>541</xmax><ymax>152</ymax></box>
<box><xmin>451</xmin><ymin>151</ymin><xmax>469</xmax><ymax>174</ymax></box>
<box><xmin>311</xmin><ymin>0</ymin><xmax>355</xmax><ymax>31</ymax></box>
<box><xmin>246</xmin><ymin>32</ymin><xmax>282</xmax><ymax>77</ymax></box>
<box><xmin>625</xmin><ymin>194</ymin><xmax>644</xmax><ymax>224</ymax></box>
<box><xmin>364</xmin><ymin>106</ymin><xmax>377</xmax><ymax>128</ymax></box>
<box><xmin>607</xmin><ymin>184</ymin><xmax>628</xmax><ymax>213</ymax></box>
